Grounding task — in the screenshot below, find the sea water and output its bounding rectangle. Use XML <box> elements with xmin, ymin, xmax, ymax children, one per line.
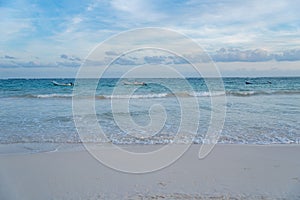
<box><xmin>0</xmin><ymin>77</ymin><xmax>299</xmax><ymax>153</ymax></box>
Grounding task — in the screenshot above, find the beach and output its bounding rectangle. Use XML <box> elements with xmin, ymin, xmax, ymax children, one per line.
<box><xmin>1</xmin><ymin>144</ymin><xmax>300</xmax><ymax>199</ymax></box>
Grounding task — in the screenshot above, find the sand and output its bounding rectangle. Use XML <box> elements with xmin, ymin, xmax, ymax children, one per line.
<box><xmin>1</xmin><ymin>144</ymin><xmax>300</xmax><ymax>200</ymax></box>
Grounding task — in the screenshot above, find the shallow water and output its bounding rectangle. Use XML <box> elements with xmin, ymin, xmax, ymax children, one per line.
<box><xmin>0</xmin><ymin>77</ymin><xmax>299</xmax><ymax>153</ymax></box>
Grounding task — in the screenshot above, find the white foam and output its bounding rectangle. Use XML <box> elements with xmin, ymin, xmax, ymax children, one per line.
<box><xmin>103</xmin><ymin>93</ymin><xmax>170</xmax><ymax>99</ymax></box>
<box><xmin>36</xmin><ymin>94</ymin><xmax>73</xmax><ymax>98</ymax></box>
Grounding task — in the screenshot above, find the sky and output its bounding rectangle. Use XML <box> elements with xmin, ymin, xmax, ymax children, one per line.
<box><xmin>1</xmin><ymin>0</ymin><xmax>300</xmax><ymax>78</ymax></box>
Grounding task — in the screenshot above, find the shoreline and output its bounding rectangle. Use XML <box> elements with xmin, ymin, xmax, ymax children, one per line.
<box><xmin>1</xmin><ymin>144</ymin><xmax>300</xmax><ymax>199</ymax></box>
<box><xmin>1</xmin><ymin>142</ymin><xmax>300</xmax><ymax>155</ymax></box>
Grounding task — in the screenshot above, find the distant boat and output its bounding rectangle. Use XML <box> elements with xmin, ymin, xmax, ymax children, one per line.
<box><xmin>245</xmin><ymin>81</ymin><xmax>271</xmax><ymax>85</ymax></box>
<box><xmin>123</xmin><ymin>81</ymin><xmax>147</xmax><ymax>86</ymax></box>
<box><xmin>52</xmin><ymin>81</ymin><xmax>73</xmax><ymax>86</ymax></box>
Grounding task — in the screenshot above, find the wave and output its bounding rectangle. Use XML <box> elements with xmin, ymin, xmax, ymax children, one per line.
<box><xmin>190</xmin><ymin>91</ymin><xmax>226</xmax><ymax>97</ymax></box>
<box><xmin>173</xmin><ymin>90</ymin><xmax>300</xmax><ymax>97</ymax></box>
<box><xmin>23</xmin><ymin>94</ymin><xmax>74</xmax><ymax>99</ymax></box>
<box><xmin>7</xmin><ymin>93</ymin><xmax>74</xmax><ymax>99</ymax></box>
<box><xmin>96</xmin><ymin>93</ymin><xmax>170</xmax><ymax>99</ymax></box>
<box><xmin>11</xmin><ymin>93</ymin><xmax>170</xmax><ymax>99</ymax></box>
<box><xmin>227</xmin><ymin>90</ymin><xmax>300</xmax><ymax>97</ymax></box>
<box><xmin>97</xmin><ymin>92</ymin><xmax>225</xmax><ymax>99</ymax></box>
<box><xmin>8</xmin><ymin>89</ymin><xmax>300</xmax><ymax>100</ymax></box>
<box><xmin>191</xmin><ymin>90</ymin><xmax>300</xmax><ymax>97</ymax></box>
<box><xmin>35</xmin><ymin>94</ymin><xmax>74</xmax><ymax>98</ymax></box>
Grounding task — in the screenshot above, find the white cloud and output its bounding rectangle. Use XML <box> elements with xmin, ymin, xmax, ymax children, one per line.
<box><xmin>72</xmin><ymin>17</ymin><xmax>83</xmax><ymax>25</ymax></box>
<box><xmin>0</xmin><ymin>8</ymin><xmax>34</xmax><ymax>43</ymax></box>
<box><xmin>165</xmin><ymin>0</ymin><xmax>300</xmax><ymax>51</ymax></box>
<box><xmin>110</xmin><ymin>0</ymin><xmax>165</xmax><ymax>22</ymax></box>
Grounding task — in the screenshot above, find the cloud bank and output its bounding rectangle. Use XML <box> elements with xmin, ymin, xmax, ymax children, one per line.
<box><xmin>1</xmin><ymin>48</ymin><xmax>300</xmax><ymax>69</ymax></box>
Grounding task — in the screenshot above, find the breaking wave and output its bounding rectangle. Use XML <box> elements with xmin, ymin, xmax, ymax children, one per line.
<box><xmin>8</xmin><ymin>89</ymin><xmax>300</xmax><ymax>99</ymax></box>
<box><xmin>15</xmin><ymin>94</ymin><xmax>74</xmax><ymax>99</ymax></box>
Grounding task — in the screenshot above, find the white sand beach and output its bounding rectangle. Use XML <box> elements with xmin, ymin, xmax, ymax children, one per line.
<box><xmin>1</xmin><ymin>144</ymin><xmax>299</xmax><ymax>200</ymax></box>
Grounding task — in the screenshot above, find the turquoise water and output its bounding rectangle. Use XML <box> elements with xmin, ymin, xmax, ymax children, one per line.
<box><xmin>0</xmin><ymin>77</ymin><xmax>299</xmax><ymax>152</ymax></box>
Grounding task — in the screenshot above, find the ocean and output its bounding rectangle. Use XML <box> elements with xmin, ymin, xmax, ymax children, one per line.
<box><xmin>0</xmin><ymin>77</ymin><xmax>299</xmax><ymax>153</ymax></box>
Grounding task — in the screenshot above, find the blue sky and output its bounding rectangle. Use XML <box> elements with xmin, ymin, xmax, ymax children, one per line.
<box><xmin>1</xmin><ymin>0</ymin><xmax>300</xmax><ymax>78</ymax></box>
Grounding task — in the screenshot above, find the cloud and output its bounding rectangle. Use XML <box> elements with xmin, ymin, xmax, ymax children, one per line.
<box><xmin>56</xmin><ymin>61</ymin><xmax>81</xmax><ymax>68</ymax></box>
<box><xmin>72</xmin><ymin>17</ymin><xmax>83</xmax><ymax>24</ymax></box>
<box><xmin>144</xmin><ymin>56</ymin><xmax>166</xmax><ymax>64</ymax></box>
<box><xmin>0</xmin><ymin>60</ymin><xmax>47</xmax><ymax>68</ymax></box>
<box><xmin>275</xmin><ymin>49</ymin><xmax>300</xmax><ymax>61</ymax></box>
<box><xmin>57</xmin><ymin>54</ymin><xmax>82</xmax><ymax>67</ymax></box>
<box><xmin>60</xmin><ymin>54</ymin><xmax>81</xmax><ymax>61</ymax></box>
<box><xmin>60</xmin><ymin>54</ymin><xmax>68</xmax><ymax>59</ymax></box>
<box><xmin>91</xmin><ymin>48</ymin><xmax>300</xmax><ymax>65</ymax></box>
<box><xmin>1</xmin><ymin>47</ymin><xmax>300</xmax><ymax>71</ymax></box>
<box><xmin>143</xmin><ymin>55</ymin><xmax>188</xmax><ymax>65</ymax></box>
<box><xmin>0</xmin><ymin>7</ymin><xmax>34</xmax><ymax>41</ymax></box>
<box><xmin>3</xmin><ymin>0</ymin><xmax>300</xmax><ymax>54</ymax></box>
<box><xmin>110</xmin><ymin>0</ymin><xmax>165</xmax><ymax>22</ymax></box>
<box><xmin>105</xmin><ymin>51</ymin><xmax>119</xmax><ymax>56</ymax></box>
<box><xmin>211</xmin><ymin>48</ymin><xmax>300</xmax><ymax>62</ymax></box>
<box><xmin>84</xmin><ymin>60</ymin><xmax>102</xmax><ymax>66</ymax></box>
<box><xmin>4</xmin><ymin>55</ymin><xmax>16</xmax><ymax>59</ymax></box>
<box><xmin>0</xmin><ymin>54</ymin><xmax>81</xmax><ymax>68</ymax></box>
<box><xmin>212</xmin><ymin>48</ymin><xmax>272</xmax><ymax>62</ymax></box>
<box><xmin>114</xmin><ymin>57</ymin><xmax>138</xmax><ymax>65</ymax></box>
